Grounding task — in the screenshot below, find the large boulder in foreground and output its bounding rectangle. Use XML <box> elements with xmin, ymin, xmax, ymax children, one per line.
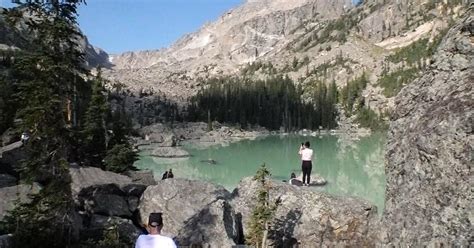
<box><xmin>70</xmin><ymin>165</ymin><xmax>149</xmax><ymax>217</ymax></box>
<box><xmin>69</xmin><ymin>164</ymin><xmax>133</xmax><ymax>197</ymax></box>
<box><xmin>125</xmin><ymin>170</ymin><xmax>157</xmax><ymax>186</ymax></box>
<box><xmin>138</xmin><ymin>178</ymin><xmax>240</xmax><ymax>247</ymax></box>
<box><xmin>0</xmin><ymin>183</ymin><xmax>41</xmax><ymax>221</ymax></box>
<box><xmin>80</xmin><ymin>214</ymin><xmax>141</xmax><ymax>245</ymax></box>
<box><xmin>232</xmin><ymin>177</ymin><xmax>377</xmax><ymax>247</ymax></box>
<box><xmin>0</xmin><ymin>234</ymin><xmax>12</xmax><ymax>248</ymax></box>
<box><xmin>0</xmin><ymin>174</ymin><xmax>16</xmax><ymax>188</ymax></box>
<box><xmin>69</xmin><ymin>165</ymin><xmax>151</xmax><ymax>244</ymax></box>
<box><xmin>0</xmin><ymin>141</ymin><xmax>25</xmax><ymax>176</ymax></box>
<box><xmin>380</xmin><ymin>14</ymin><xmax>473</xmax><ymax>246</ymax></box>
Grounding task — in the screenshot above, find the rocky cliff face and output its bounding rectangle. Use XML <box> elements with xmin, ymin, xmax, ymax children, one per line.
<box><xmin>110</xmin><ymin>0</ymin><xmax>352</xmax><ymax>70</ymax></box>
<box><xmin>380</xmin><ymin>9</ymin><xmax>473</xmax><ymax>246</ymax></box>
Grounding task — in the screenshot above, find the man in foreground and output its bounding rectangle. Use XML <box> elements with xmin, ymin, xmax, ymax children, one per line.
<box><xmin>135</xmin><ymin>212</ymin><xmax>177</xmax><ymax>248</ymax></box>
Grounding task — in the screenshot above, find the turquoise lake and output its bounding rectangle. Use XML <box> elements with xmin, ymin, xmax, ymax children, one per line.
<box><xmin>135</xmin><ymin>133</ymin><xmax>387</xmax><ymax>212</ymax></box>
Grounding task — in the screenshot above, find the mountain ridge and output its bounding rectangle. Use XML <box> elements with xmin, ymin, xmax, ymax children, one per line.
<box><xmin>104</xmin><ymin>0</ymin><xmax>467</xmax><ymax>115</ymax></box>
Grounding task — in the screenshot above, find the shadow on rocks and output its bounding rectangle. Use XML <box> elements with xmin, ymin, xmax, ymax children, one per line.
<box><xmin>269</xmin><ymin>208</ymin><xmax>303</xmax><ymax>248</ymax></box>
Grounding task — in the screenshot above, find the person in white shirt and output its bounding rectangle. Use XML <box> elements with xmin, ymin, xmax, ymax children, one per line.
<box><xmin>298</xmin><ymin>141</ymin><xmax>313</xmax><ymax>186</ymax></box>
<box><xmin>135</xmin><ymin>213</ymin><xmax>177</xmax><ymax>248</ymax></box>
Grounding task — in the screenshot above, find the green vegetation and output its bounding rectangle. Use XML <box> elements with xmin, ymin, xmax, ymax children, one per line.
<box><xmin>0</xmin><ymin>1</ymin><xmax>87</xmax><ymax>246</ymax></box>
<box><xmin>423</xmin><ymin>0</ymin><xmax>466</xmax><ymax>10</ymax></box>
<box><xmin>241</xmin><ymin>61</ymin><xmax>277</xmax><ymax>75</ymax></box>
<box><xmin>306</xmin><ymin>53</ymin><xmax>354</xmax><ymax>78</ymax></box>
<box><xmin>381</xmin><ymin>28</ymin><xmax>449</xmax><ymax>98</ymax></box>
<box><xmin>378</xmin><ymin>68</ymin><xmax>419</xmax><ymax>97</ymax></box>
<box><xmin>188</xmin><ymin>76</ymin><xmax>338</xmax><ymax>131</ymax></box>
<box><xmin>0</xmin><ymin>1</ymin><xmax>137</xmax><ymax>247</ymax></box>
<box><xmin>338</xmin><ymin>73</ymin><xmax>389</xmax><ymax>130</ymax></box>
<box><xmin>356</xmin><ymin>107</ymin><xmax>388</xmax><ymax>130</ymax></box>
<box><xmin>81</xmin><ymin>70</ymin><xmax>109</xmax><ymax>165</ymax></box>
<box><xmin>96</xmin><ymin>225</ymin><xmax>130</xmax><ymax>248</ymax></box>
<box><xmin>387</xmin><ymin>30</ymin><xmax>446</xmax><ymax>66</ymax></box>
<box><xmin>104</xmin><ymin>144</ymin><xmax>138</xmax><ymax>173</ymax></box>
<box><xmin>246</xmin><ymin>164</ymin><xmax>281</xmax><ymax>248</ymax></box>
<box><xmin>78</xmin><ymin>224</ymin><xmax>130</xmax><ymax>248</ymax></box>
<box><xmin>340</xmin><ymin>73</ymin><xmax>369</xmax><ymax>114</ymax></box>
<box><xmin>295</xmin><ymin>8</ymin><xmax>364</xmax><ymax>51</ymax></box>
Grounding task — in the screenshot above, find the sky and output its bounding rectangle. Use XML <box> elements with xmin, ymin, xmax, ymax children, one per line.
<box><xmin>0</xmin><ymin>0</ymin><xmax>243</xmax><ymax>54</ymax></box>
<box><xmin>77</xmin><ymin>0</ymin><xmax>244</xmax><ymax>54</ymax></box>
<box><xmin>1</xmin><ymin>0</ymin><xmax>360</xmax><ymax>54</ymax></box>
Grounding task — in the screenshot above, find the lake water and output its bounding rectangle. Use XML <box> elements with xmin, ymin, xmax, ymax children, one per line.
<box><xmin>135</xmin><ymin>133</ymin><xmax>387</xmax><ymax>213</ymax></box>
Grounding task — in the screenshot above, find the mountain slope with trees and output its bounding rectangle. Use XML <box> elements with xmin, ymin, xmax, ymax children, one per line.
<box><xmin>104</xmin><ymin>0</ymin><xmax>469</xmax><ymax>131</ymax></box>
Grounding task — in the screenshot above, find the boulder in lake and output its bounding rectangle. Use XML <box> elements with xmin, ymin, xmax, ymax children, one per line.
<box><xmin>138</xmin><ymin>178</ymin><xmax>240</xmax><ymax>247</ymax></box>
<box><xmin>150</xmin><ymin>146</ymin><xmax>190</xmax><ymax>158</ymax></box>
<box><xmin>232</xmin><ymin>177</ymin><xmax>377</xmax><ymax>247</ymax></box>
<box><xmin>297</xmin><ymin>173</ymin><xmax>327</xmax><ymax>186</ymax></box>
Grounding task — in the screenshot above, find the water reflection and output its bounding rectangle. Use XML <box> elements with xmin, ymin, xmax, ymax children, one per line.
<box><xmin>135</xmin><ymin>133</ymin><xmax>387</xmax><ymax>212</ymax></box>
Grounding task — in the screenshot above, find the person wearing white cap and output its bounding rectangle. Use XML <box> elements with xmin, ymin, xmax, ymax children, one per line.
<box><xmin>135</xmin><ymin>212</ymin><xmax>176</xmax><ymax>248</ymax></box>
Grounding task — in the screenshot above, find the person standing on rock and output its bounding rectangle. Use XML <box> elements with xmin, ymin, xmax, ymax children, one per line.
<box><xmin>135</xmin><ymin>212</ymin><xmax>176</xmax><ymax>248</ymax></box>
<box><xmin>298</xmin><ymin>141</ymin><xmax>313</xmax><ymax>186</ymax></box>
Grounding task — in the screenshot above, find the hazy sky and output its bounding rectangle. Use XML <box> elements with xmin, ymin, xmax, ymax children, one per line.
<box><xmin>1</xmin><ymin>0</ymin><xmax>360</xmax><ymax>54</ymax></box>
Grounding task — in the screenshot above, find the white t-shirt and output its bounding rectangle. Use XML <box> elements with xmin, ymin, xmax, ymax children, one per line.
<box><xmin>299</xmin><ymin>148</ymin><xmax>313</xmax><ymax>161</ymax></box>
<box><xmin>135</xmin><ymin>234</ymin><xmax>177</xmax><ymax>248</ymax></box>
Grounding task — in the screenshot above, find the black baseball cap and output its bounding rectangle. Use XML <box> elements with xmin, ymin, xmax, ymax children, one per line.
<box><xmin>148</xmin><ymin>212</ymin><xmax>163</xmax><ymax>227</ymax></box>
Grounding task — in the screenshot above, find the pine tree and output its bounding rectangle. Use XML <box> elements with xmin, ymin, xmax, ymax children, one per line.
<box><xmin>1</xmin><ymin>1</ymin><xmax>87</xmax><ymax>247</ymax></box>
<box><xmin>82</xmin><ymin>69</ymin><xmax>109</xmax><ymax>166</ymax></box>
<box><xmin>246</xmin><ymin>164</ymin><xmax>281</xmax><ymax>248</ymax></box>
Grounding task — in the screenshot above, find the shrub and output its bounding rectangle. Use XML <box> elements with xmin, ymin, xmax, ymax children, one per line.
<box><xmin>355</xmin><ymin>108</ymin><xmax>388</xmax><ymax>130</ymax></box>
<box><xmin>104</xmin><ymin>144</ymin><xmax>138</xmax><ymax>173</ymax></box>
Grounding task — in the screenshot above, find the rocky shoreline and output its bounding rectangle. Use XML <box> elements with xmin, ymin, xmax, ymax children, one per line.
<box><xmin>134</xmin><ymin>121</ymin><xmax>372</xmax><ymax>158</ymax></box>
<box><xmin>0</xmin><ymin>159</ymin><xmax>375</xmax><ymax>247</ymax></box>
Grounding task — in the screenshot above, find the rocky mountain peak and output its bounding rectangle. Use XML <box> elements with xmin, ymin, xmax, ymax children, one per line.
<box><xmin>105</xmin><ymin>0</ymin><xmax>357</xmax><ymax>101</ymax></box>
<box><xmin>109</xmin><ymin>0</ymin><xmax>353</xmax><ymax>70</ymax></box>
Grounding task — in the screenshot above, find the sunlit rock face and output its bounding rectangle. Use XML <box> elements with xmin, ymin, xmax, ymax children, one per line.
<box><xmin>105</xmin><ymin>0</ymin><xmax>353</xmax><ymax>101</ymax></box>
<box><xmin>138</xmin><ymin>178</ymin><xmax>239</xmax><ymax>247</ymax></box>
<box><xmin>232</xmin><ymin>177</ymin><xmax>378</xmax><ymax>247</ymax></box>
<box><xmin>380</xmin><ymin>12</ymin><xmax>473</xmax><ymax>246</ymax></box>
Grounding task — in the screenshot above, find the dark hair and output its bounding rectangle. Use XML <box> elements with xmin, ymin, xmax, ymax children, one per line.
<box><xmin>304</xmin><ymin>141</ymin><xmax>310</xmax><ymax>148</ymax></box>
<box><xmin>148</xmin><ymin>212</ymin><xmax>163</xmax><ymax>227</ymax></box>
<box><xmin>290</xmin><ymin>173</ymin><xmax>296</xmax><ymax>179</ymax></box>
